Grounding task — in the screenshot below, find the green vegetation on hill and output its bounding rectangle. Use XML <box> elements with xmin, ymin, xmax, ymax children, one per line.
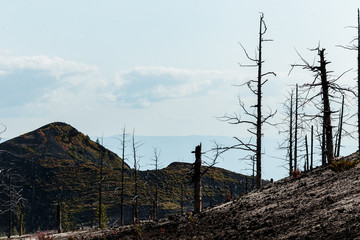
<box><xmin>0</xmin><ymin>122</ymin><xmax>253</xmax><ymax>235</ymax></box>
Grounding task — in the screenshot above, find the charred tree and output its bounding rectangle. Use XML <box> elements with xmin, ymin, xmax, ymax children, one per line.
<box><xmin>319</xmin><ymin>49</ymin><xmax>335</xmax><ymax>163</ymax></box>
<box><xmin>358</xmin><ymin>9</ymin><xmax>360</xmax><ymax>154</ymax></box>
<box><xmin>289</xmin><ymin>91</ymin><xmax>294</xmax><ymax>175</ymax></box>
<box><xmin>294</xmin><ymin>84</ymin><xmax>299</xmax><ymax>170</ymax></box>
<box><xmin>131</xmin><ymin>129</ymin><xmax>142</xmax><ymax>223</ymax></box>
<box><xmin>98</xmin><ymin>148</ymin><xmax>104</xmax><ymax>228</ymax></box>
<box><xmin>335</xmin><ymin>95</ymin><xmax>345</xmax><ymax>157</ymax></box>
<box><xmin>291</xmin><ymin>47</ymin><xmax>354</xmax><ymax>165</ymax></box>
<box><xmin>305</xmin><ymin>135</ymin><xmax>309</xmax><ymax>171</ymax></box>
<box><xmin>337</xmin><ymin>9</ymin><xmax>360</xmax><ymax>154</ymax></box>
<box><xmin>220</xmin><ymin>13</ymin><xmax>276</xmax><ymax>189</ymax></box>
<box><xmin>8</xmin><ymin>173</ymin><xmax>12</xmax><ymax>238</ymax></box>
<box><xmin>57</xmin><ymin>197</ymin><xmax>62</xmax><ymax>233</ymax></box>
<box><xmin>278</xmin><ymin>88</ymin><xmax>295</xmax><ymax>176</ymax></box>
<box><xmin>322</xmin><ymin>124</ymin><xmax>327</xmax><ymax>165</ymax></box>
<box><xmin>192</xmin><ymin>144</ymin><xmax>202</xmax><ymax>214</ymax></box>
<box><xmin>191</xmin><ymin>143</ymin><xmax>219</xmax><ymax>214</ymax></box>
<box><xmin>120</xmin><ymin>127</ymin><xmax>127</xmax><ymax>226</ymax></box>
<box><xmin>151</xmin><ymin>148</ymin><xmax>160</xmax><ymax>220</ymax></box>
<box><xmin>311</xmin><ymin>125</ymin><xmax>314</xmax><ymax>170</ymax></box>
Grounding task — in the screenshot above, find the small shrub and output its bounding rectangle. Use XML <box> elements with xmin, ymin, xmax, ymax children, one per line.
<box><xmin>291</xmin><ymin>169</ymin><xmax>301</xmax><ymax>179</ymax></box>
<box><xmin>329</xmin><ymin>157</ymin><xmax>359</xmax><ymax>172</ymax></box>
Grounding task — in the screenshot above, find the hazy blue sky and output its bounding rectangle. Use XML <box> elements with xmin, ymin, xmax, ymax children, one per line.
<box><xmin>0</xmin><ymin>1</ymin><xmax>359</xmax><ymax>138</ymax></box>
<box><xmin>1</xmin><ymin>1</ymin><xmax>359</xmax><ymax>179</ymax></box>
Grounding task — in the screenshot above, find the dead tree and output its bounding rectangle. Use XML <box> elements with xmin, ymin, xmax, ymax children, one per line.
<box><xmin>192</xmin><ymin>144</ymin><xmax>202</xmax><ymax>214</ymax></box>
<box><xmin>18</xmin><ymin>161</ymin><xmax>26</xmax><ymax>236</ymax></box>
<box><xmin>294</xmin><ymin>84</ymin><xmax>299</xmax><ymax>170</ymax></box>
<box><xmin>131</xmin><ymin>129</ymin><xmax>142</xmax><ymax>223</ymax></box>
<box><xmin>0</xmin><ymin>169</ymin><xmax>22</xmax><ymax>238</ymax></box>
<box><xmin>0</xmin><ymin>149</ymin><xmax>26</xmax><ymax>238</ymax></box>
<box><xmin>220</xmin><ymin>13</ymin><xmax>276</xmax><ymax>189</ymax></box>
<box><xmin>335</xmin><ymin>95</ymin><xmax>345</xmax><ymax>157</ymax></box>
<box><xmin>98</xmin><ymin>144</ymin><xmax>104</xmax><ymax>228</ymax></box>
<box><xmin>289</xmin><ymin>91</ymin><xmax>294</xmax><ymax>174</ymax></box>
<box><xmin>291</xmin><ymin>47</ymin><xmax>355</xmax><ymax>164</ymax></box>
<box><xmin>192</xmin><ymin>143</ymin><xmax>220</xmax><ymax>214</ymax></box>
<box><xmin>57</xmin><ymin>196</ymin><xmax>62</xmax><ymax>233</ymax></box>
<box><xmin>311</xmin><ymin>125</ymin><xmax>314</xmax><ymax>170</ymax></box>
<box><xmin>278</xmin><ymin>88</ymin><xmax>295</xmax><ymax>176</ymax></box>
<box><xmin>119</xmin><ymin>127</ymin><xmax>128</xmax><ymax>226</ymax></box>
<box><xmin>305</xmin><ymin>135</ymin><xmax>309</xmax><ymax>171</ymax></box>
<box><xmin>337</xmin><ymin>9</ymin><xmax>360</xmax><ymax>154</ymax></box>
<box><xmin>151</xmin><ymin>148</ymin><xmax>160</xmax><ymax>220</ymax></box>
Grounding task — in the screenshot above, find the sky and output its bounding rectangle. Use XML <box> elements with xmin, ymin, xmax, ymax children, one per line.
<box><xmin>0</xmin><ymin>1</ymin><xmax>359</xmax><ymax>179</ymax></box>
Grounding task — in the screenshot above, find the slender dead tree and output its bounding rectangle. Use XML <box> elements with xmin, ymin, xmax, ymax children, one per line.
<box><xmin>220</xmin><ymin>13</ymin><xmax>276</xmax><ymax>189</ymax></box>
<box><xmin>192</xmin><ymin>144</ymin><xmax>202</xmax><ymax>214</ymax></box>
<box><xmin>0</xmin><ymin>149</ymin><xmax>26</xmax><ymax>238</ymax></box>
<box><xmin>0</xmin><ymin>169</ymin><xmax>22</xmax><ymax>239</ymax></box>
<box><xmin>335</xmin><ymin>95</ymin><xmax>345</xmax><ymax>157</ymax></box>
<box><xmin>305</xmin><ymin>135</ymin><xmax>309</xmax><ymax>171</ymax></box>
<box><xmin>338</xmin><ymin>9</ymin><xmax>360</xmax><ymax>154</ymax></box>
<box><xmin>57</xmin><ymin>196</ymin><xmax>62</xmax><ymax>233</ymax></box>
<box><xmin>192</xmin><ymin>142</ymin><xmax>220</xmax><ymax>213</ymax></box>
<box><xmin>131</xmin><ymin>129</ymin><xmax>142</xmax><ymax>223</ymax></box>
<box><xmin>98</xmin><ymin>144</ymin><xmax>104</xmax><ymax>229</ymax></box>
<box><xmin>151</xmin><ymin>148</ymin><xmax>160</xmax><ymax>220</ymax></box>
<box><xmin>294</xmin><ymin>84</ymin><xmax>299</xmax><ymax>170</ymax></box>
<box><xmin>289</xmin><ymin>91</ymin><xmax>294</xmax><ymax>174</ymax></box>
<box><xmin>119</xmin><ymin>127</ymin><xmax>127</xmax><ymax>226</ymax></box>
<box><xmin>311</xmin><ymin>125</ymin><xmax>314</xmax><ymax>170</ymax></box>
<box><xmin>291</xmin><ymin>47</ymin><xmax>355</xmax><ymax>164</ymax></box>
<box><xmin>277</xmin><ymin>88</ymin><xmax>295</xmax><ymax>176</ymax></box>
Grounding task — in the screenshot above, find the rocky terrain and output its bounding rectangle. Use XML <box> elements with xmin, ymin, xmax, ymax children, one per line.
<box><xmin>101</xmin><ymin>152</ymin><xmax>360</xmax><ymax>239</ymax></box>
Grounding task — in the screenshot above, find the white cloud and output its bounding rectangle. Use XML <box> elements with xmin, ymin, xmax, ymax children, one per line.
<box><xmin>113</xmin><ymin>66</ymin><xmax>243</xmax><ymax>108</ymax></box>
<box><xmin>0</xmin><ymin>54</ymin><xmax>98</xmax><ymax>79</ymax></box>
<box><xmin>0</xmin><ymin>53</ymin><xmax>250</xmax><ymax>118</ymax></box>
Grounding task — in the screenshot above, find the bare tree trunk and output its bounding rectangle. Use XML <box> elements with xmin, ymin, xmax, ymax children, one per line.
<box><xmin>57</xmin><ymin>197</ymin><xmax>62</xmax><ymax>233</ymax></box>
<box><xmin>120</xmin><ymin>127</ymin><xmax>126</xmax><ymax>226</ymax></box>
<box><xmin>220</xmin><ymin>13</ymin><xmax>275</xmax><ymax>190</ymax></box>
<box><xmin>318</xmin><ymin>49</ymin><xmax>335</xmax><ymax>164</ymax></box>
<box><xmin>8</xmin><ymin>174</ymin><xmax>12</xmax><ymax>239</ymax></box>
<box><xmin>19</xmin><ymin>198</ymin><xmax>24</xmax><ymax>236</ymax></box>
<box><xmin>358</xmin><ymin>8</ymin><xmax>360</xmax><ymax>155</ymax></box>
<box><xmin>336</xmin><ymin>95</ymin><xmax>345</xmax><ymax>157</ymax></box>
<box><xmin>98</xmin><ymin>152</ymin><xmax>103</xmax><ymax>228</ymax></box>
<box><xmin>294</xmin><ymin>84</ymin><xmax>299</xmax><ymax>171</ymax></box>
<box><xmin>152</xmin><ymin>148</ymin><xmax>160</xmax><ymax>220</ymax></box>
<box><xmin>311</xmin><ymin>125</ymin><xmax>314</xmax><ymax>170</ymax></box>
<box><xmin>132</xmin><ymin>130</ymin><xmax>138</xmax><ymax>223</ymax></box>
<box><xmin>192</xmin><ymin>144</ymin><xmax>202</xmax><ymax>214</ymax></box>
<box><xmin>256</xmin><ymin>15</ymin><xmax>263</xmax><ymax>189</ymax></box>
<box><xmin>19</xmin><ymin>162</ymin><xmax>25</xmax><ymax>236</ymax></box>
<box><xmin>305</xmin><ymin>135</ymin><xmax>309</xmax><ymax>171</ymax></box>
<box><xmin>289</xmin><ymin>91</ymin><xmax>294</xmax><ymax>175</ymax></box>
<box><xmin>322</xmin><ymin>123</ymin><xmax>327</xmax><ymax>165</ymax></box>
<box><xmin>252</xmin><ymin>156</ymin><xmax>255</xmax><ymax>190</ymax></box>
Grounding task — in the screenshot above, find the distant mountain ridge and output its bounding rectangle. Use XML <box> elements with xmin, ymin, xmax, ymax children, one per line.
<box><xmin>0</xmin><ymin>122</ymin><xmax>255</xmax><ymax>234</ymax></box>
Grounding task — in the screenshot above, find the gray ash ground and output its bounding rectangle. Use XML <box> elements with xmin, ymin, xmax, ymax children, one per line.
<box><xmin>111</xmin><ymin>152</ymin><xmax>360</xmax><ymax>239</ymax></box>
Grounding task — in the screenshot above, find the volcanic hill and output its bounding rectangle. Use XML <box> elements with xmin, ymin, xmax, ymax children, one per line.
<box><xmin>0</xmin><ymin>122</ymin><xmax>251</xmax><ymax>234</ymax></box>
